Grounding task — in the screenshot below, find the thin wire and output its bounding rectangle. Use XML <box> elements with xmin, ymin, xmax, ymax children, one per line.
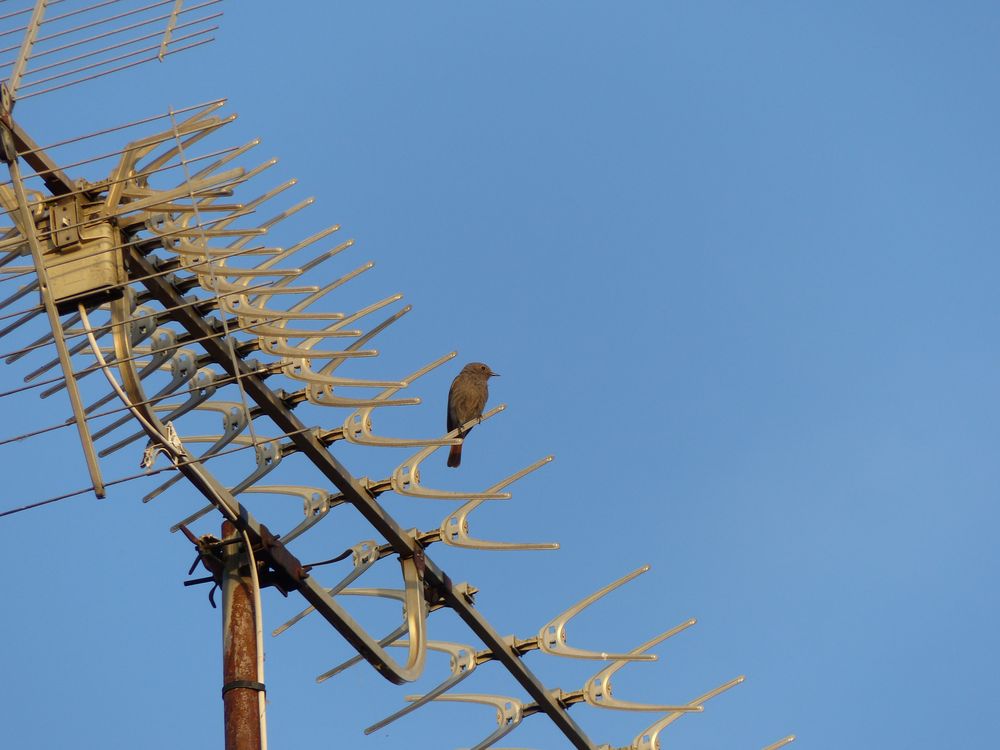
<box><xmin>0</xmin><ymin>125</ymin><xmax>241</xmax><ymax>209</ymax></box>
<box><xmin>0</xmin><ymin>312</ymin><xmax>289</xmax><ymax>400</ymax></box>
<box><xmin>0</xmin><ymin>425</ymin><xmax>316</xmax><ymax>519</ymax></box>
<box><xmin>0</xmin><ymin>361</ymin><xmax>286</xmax><ymax>448</ymax></box>
<box><xmin>0</xmin><ymin>299</ymin><xmax>42</xmax><ymax>322</ymax></box>
<box><xmin>0</xmin><ymin>142</ymin><xmax>242</xmax><ymax>238</ymax></box>
<box><xmin>0</xmin><ymin>9</ymin><xmax>222</xmax><ymax>67</ymax></box>
<box><xmin>0</xmin><ymin>270</ymin><xmax>284</xmax><ymax>362</ymax></box>
<box><xmin>19</xmin><ymin>36</ymin><xmax>215</xmax><ymax>99</ymax></box>
<box><xmin>12</xmin><ymin>15</ymin><xmax>217</xmax><ymax>79</ymax></box>
<box><xmin>12</xmin><ymin>98</ymin><xmax>225</xmax><ymax>160</ymax></box>
<box><xmin>0</xmin><ymin>209</ymin><xmax>263</xmax><ymax>294</ymax></box>
<box><xmin>19</xmin><ymin>25</ymin><xmax>216</xmax><ymax>90</ymax></box>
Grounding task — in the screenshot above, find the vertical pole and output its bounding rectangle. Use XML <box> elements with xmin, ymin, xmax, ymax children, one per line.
<box><xmin>221</xmin><ymin>520</ymin><xmax>262</xmax><ymax>750</ymax></box>
<box><xmin>0</xmin><ymin>85</ymin><xmax>106</xmax><ymax>497</ymax></box>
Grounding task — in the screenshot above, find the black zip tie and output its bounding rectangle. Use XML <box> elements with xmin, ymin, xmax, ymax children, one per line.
<box><xmin>221</xmin><ymin>680</ymin><xmax>265</xmax><ymax>697</ymax></box>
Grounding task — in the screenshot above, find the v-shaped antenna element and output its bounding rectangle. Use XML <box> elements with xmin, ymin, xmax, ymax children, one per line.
<box><xmin>538</xmin><ymin>565</ymin><xmax>658</xmax><ymax>661</ymax></box>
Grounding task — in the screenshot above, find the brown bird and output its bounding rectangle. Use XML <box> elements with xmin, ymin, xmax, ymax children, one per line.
<box><xmin>446</xmin><ymin>361</ymin><xmax>499</xmax><ymax>467</ymax></box>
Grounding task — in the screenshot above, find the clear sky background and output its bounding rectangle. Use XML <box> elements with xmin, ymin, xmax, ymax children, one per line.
<box><xmin>1</xmin><ymin>2</ymin><xmax>998</xmax><ymax>749</ymax></box>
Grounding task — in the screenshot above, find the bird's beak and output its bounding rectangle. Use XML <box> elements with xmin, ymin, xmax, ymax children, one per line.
<box><xmin>489</xmin><ymin>371</ymin><xmax>500</xmax><ymax>377</ymax></box>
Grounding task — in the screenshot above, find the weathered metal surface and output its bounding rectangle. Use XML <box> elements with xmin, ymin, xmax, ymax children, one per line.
<box><xmin>221</xmin><ymin>520</ymin><xmax>262</xmax><ymax>750</ymax></box>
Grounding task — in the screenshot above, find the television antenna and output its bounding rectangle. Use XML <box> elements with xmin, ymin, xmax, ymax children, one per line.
<box><xmin>0</xmin><ymin>3</ymin><xmax>796</xmax><ymax>748</ymax></box>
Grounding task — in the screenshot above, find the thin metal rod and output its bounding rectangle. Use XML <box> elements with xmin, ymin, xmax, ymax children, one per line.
<box><xmin>0</xmin><ymin>424</ymin><xmax>314</xmax><ymax>519</ymax></box>
<box><xmin>0</xmin><ymin>0</ymin><xmax>127</xmax><ymax>41</ymax></box>
<box><xmin>18</xmin><ymin>25</ymin><xmax>216</xmax><ymax>90</ymax></box>
<box><xmin>0</xmin><ymin>8</ymin><xmax>221</xmax><ymax>65</ymax></box>
<box><xmin>4</xmin><ymin>207</ymin><xmax>260</xmax><ymax>290</ymax></box>
<box><xmin>15</xmin><ymin>16</ymin><xmax>218</xmax><ymax>80</ymax></box>
<box><xmin>10</xmin><ymin>0</ymin><xmax>155</xmax><ymax>43</ymax></box>
<box><xmin>19</xmin><ymin>36</ymin><xmax>214</xmax><ymax>99</ymax></box>
<box><xmin>0</xmin><ymin>299</ymin><xmax>41</xmax><ymax>321</ymax></box>
<box><xmin>12</xmin><ymin>97</ymin><xmax>226</xmax><ymax>159</ymax></box>
<box><xmin>6</xmin><ymin>0</ymin><xmax>44</xmax><ymax>97</ymax></box>
<box><xmin>36</xmin><ymin>0</ymin><xmax>127</xmax><ymax>28</ymax></box>
<box><xmin>0</xmin><ymin>204</ymin><xmax>255</xmax><ymax>285</ymax></box>
<box><xmin>1</xmin><ymin>112</ymin><xmax>104</xmax><ymax>496</ymax></box>
<box><xmin>0</xmin><ymin>258</ymin><xmax>282</xmax><ymax>363</ymax></box>
<box><xmin>0</xmin><ymin>5</ymin><xmax>37</xmax><ymax>25</ymax></box>
<box><xmin>0</xmin><ymin>312</ymin><xmax>288</xmax><ymax>400</ymax></box>
<box><xmin>0</xmin><ymin>362</ymin><xmax>282</xmax><ymax>448</ymax></box>
<box><xmin>0</xmin><ymin>112</ymin><xmax>234</xmax><ymax>190</ymax></box>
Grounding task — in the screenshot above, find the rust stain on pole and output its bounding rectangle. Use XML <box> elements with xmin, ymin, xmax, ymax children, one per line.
<box><xmin>221</xmin><ymin>520</ymin><xmax>262</xmax><ymax>750</ymax></box>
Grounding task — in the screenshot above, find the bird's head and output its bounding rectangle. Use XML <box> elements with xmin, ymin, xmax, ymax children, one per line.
<box><xmin>463</xmin><ymin>362</ymin><xmax>499</xmax><ymax>378</ymax></box>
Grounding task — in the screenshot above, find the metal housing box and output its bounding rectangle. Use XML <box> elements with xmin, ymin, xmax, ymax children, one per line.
<box><xmin>41</xmin><ymin>197</ymin><xmax>125</xmax><ymax>313</ymax></box>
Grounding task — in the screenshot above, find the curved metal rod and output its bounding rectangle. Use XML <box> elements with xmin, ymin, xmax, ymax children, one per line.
<box><xmin>100</xmin><ymin>296</ymin><xmax>425</xmax><ymax>683</ymax></box>
<box><xmin>218</xmin><ymin>289</ymin><xmax>344</xmax><ymax>321</ymax></box>
<box><xmin>256</xmin><ymin>251</ymin><xmax>366</xmax><ymax>305</ymax></box>
<box><xmin>244</xmin><ymin>225</ymin><xmax>346</xmax><ymax>278</ymax></box>
<box><xmin>111</xmin><ymin>167</ymin><xmax>247</xmax><ymax>218</ymax></box>
<box><xmin>104</xmin><ymin>106</ymin><xmax>227</xmax><ymax>210</ymax></box>
<box><xmin>309</xmin><ymin>575</ymin><xmax>427</xmax><ymax>684</ymax></box>
<box><xmin>316</xmin><ymin>303</ymin><xmax>412</xmax><ymax>377</ymax></box>
<box><xmin>299</xmin><ymin>304</ymin><xmax>419</xmax><ymax>408</ymax></box>
<box><xmin>98</xmin><ymin>367</ymin><xmax>218</xmax><ymax>455</ymax></box>
<box><xmin>437</xmin><ymin>455</ymin><xmax>559</xmax><ymax>551</ymax></box>
<box><xmin>279</xmin><ymin>491</ymin><xmax>344</xmax><ymax>545</ymax></box>
<box><xmin>631</xmin><ymin>676</ymin><xmax>745</xmax><ymax>750</ymax></box>
<box><xmin>92</xmin><ymin>348</ymin><xmax>202</xmax><ymax>444</ymax></box>
<box><xmin>165</xmin><ymin>438</ymin><xmax>283</xmax><ymax>522</ymax></box>
<box><xmin>199</xmin><ymin>193</ymin><xmax>315</xmax><ymax>256</ymax></box>
<box><xmin>365</xmin><ymin>640</ymin><xmax>478</xmax><ymax>734</ymax></box>
<box><xmin>272</xmin><ymin>539</ymin><xmax>382</xmax><ymax>637</ymax></box>
<box><xmin>40</xmin><ymin>296</ymin><xmax>153</xmax><ymax>398</ymax></box>
<box><xmin>22</xmin><ymin>303</ymin><xmax>156</xmax><ymax>380</ymax></box>
<box><xmin>78</xmin><ymin>301</ymin><xmax>195</xmax><ymax>494</ymax></box>
<box><xmin>342</xmin><ymin>351</ymin><xmax>459</xmax><ymax>448</ymax></box>
<box><xmin>537</xmin><ymin>565</ymin><xmax>657</xmax><ymax>661</ymax></box>
<box><xmin>193</xmin><ymin>172</ymin><xmax>289</xmax><ymax>234</ymax></box>
<box><xmin>389</xmin><ymin>405</ymin><xmax>510</xmax><ymax>500</ymax></box>
<box><xmin>407</xmin><ymin>693</ymin><xmax>523</xmax><ymax>750</ymax></box>
<box><xmin>310</xmin><ymin>583</ymin><xmax>480</xmax><ymax>682</ymax></box>
<box><xmin>315</xmin><ymin>622</ymin><xmax>408</xmax><ymax>684</ymax></box>
<box><xmin>199</xmin><ymin>273</ymin><xmax>318</xmax><ymax>297</ymax></box>
<box><xmin>583</xmin><ymin>619</ymin><xmax>701</xmax><ymax>712</ymax></box>
<box><xmin>256</xmin><ymin>262</ymin><xmax>377</xmax><ymax>359</ymax></box>
<box><xmin>186</xmin><ymin>137</ymin><xmax>261</xmax><ymax>185</ymax></box>
<box><xmin>81</xmin><ymin>327</ymin><xmax>179</xmax><ymax>415</ymax></box>
<box><xmin>235</xmin><ymin>485</ymin><xmax>338</xmax><ymax>544</ymax></box>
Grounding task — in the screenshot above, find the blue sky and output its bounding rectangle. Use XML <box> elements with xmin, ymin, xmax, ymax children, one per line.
<box><xmin>1</xmin><ymin>2</ymin><xmax>998</xmax><ymax>748</ymax></box>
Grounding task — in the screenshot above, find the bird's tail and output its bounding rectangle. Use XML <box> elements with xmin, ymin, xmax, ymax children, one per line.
<box><xmin>447</xmin><ymin>443</ymin><xmax>462</xmax><ymax>468</ymax></box>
